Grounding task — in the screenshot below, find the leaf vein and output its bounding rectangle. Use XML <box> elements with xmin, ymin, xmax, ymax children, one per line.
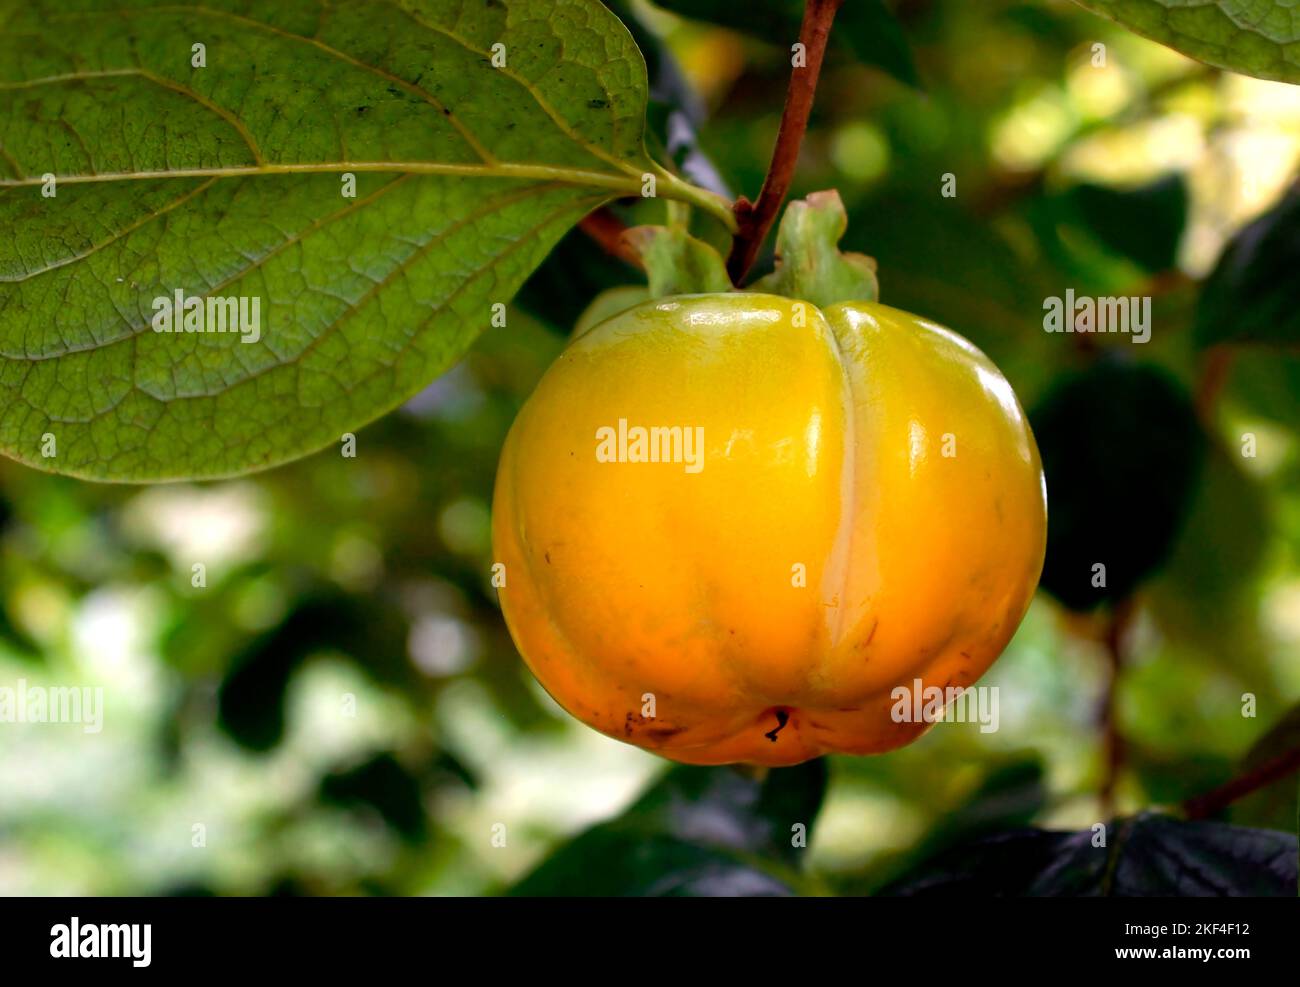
<box><xmin>47</xmin><ymin>3</ymin><xmax>498</xmax><ymax>165</ymax></box>
<box><xmin>0</xmin><ymin>178</ymin><xmax>219</xmax><ymax>285</ymax></box>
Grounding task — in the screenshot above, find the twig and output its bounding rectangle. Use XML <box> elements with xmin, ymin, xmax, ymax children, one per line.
<box><xmin>1184</xmin><ymin>746</ymin><xmax>1300</xmax><ymax>820</ymax></box>
<box><xmin>725</xmin><ymin>0</ymin><xmax>844</xmax><ymax>285</ymax></box>
<box><xmin>579</xmin><ymin>207</ymin><xmax>643</xmax><ymax>269</ymax></box>
<box><xmin>1194</xmin><ymin>345</ymin><xmax>1235</xmax><ymax>422</ymax></box>
<box><xmin>1098</xmin><ymin>598</ymin><xmax>1134</xmax><ymax>817</ymax></box>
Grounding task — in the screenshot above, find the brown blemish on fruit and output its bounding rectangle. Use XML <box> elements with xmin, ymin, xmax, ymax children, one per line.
<box><xmin>624</xmin><ymin>710</ymin><xmax>652</xmax><ymax>736</ymax></box>
<box><xmin>646</xmin><ymin>726</ymin><xmax>686</xmax><ymax>740</ymax></box>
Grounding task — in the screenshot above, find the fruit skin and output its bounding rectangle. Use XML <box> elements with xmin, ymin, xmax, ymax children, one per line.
<box><xmin>492</xmin><ymin>293</ymin><xmax>1046</xmax><ymax>766</ymax></box>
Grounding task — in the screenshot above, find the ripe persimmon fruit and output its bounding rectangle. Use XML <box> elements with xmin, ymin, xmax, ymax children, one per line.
<box><xmin>493</xmin><ymin>292</ymin><xmax>1046</xmax><ymax>766</ymax></box>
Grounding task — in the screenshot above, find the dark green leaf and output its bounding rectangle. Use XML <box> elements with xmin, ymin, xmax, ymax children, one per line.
<box><xmin>1032</xmin><ymin>358</ymin><xmax>1206</xmax><ymax>609</ymax></box>
<box><xmin>511</xmin><ymin>760</ymin><xmax>828</xmax><ymax>896</ymax></box>
<box><xmin>0</xmin><ymin>493</ymin><xmax>39</xmax><ymax>657</ymax></box>
<box><xmin>217</xmin><ymin>619</ymin><xmax>303</xmax><ymax>752</ymax></box>
<box><xmin>217</xmin><ymin>592</ymin><xmax>410</xmax><ymax>750</ymax></box>
<box><xmin>866</xmin><ymin>757</ymin><xmax>1048</xmax><ymax>892</ymax></box>
<box><xmin>883</xmin><ymin>813</ymin><xmax>1299</xmax><ymax>896</ymax></box>
<box><xmin>837</xmin><ymin>0</ymin><xmax>923</xmax><ymax>89</ymax></box>
<box><xmin>1064</xmin><ymin>174</ymin><xmax>1188</xmax><ymax>273</ymax></box>
<box><xmin>1195</xmin><ymin>182</ymin><xmax>1300</xmax><ymax>347</ymax></box>
<box><xmin>1128</xmin><ymin>746</ymin><xmax>1238</xmax><ymax>806</ymax></box>
<box><xmin>319</xmin><ymin>752</ymin><xmax>428</xmax><ymax>842</ymax></box>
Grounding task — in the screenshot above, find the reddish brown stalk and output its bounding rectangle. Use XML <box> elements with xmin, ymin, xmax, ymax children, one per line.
<box><xmin>1098</xmin><ymin>598</ymin><xmax>1134</xmax><ymax>817</ymax></box>
<box><xmin>1184</xmin><ymin>746</ymin><xmax>1300</xmax><ymax>820</ymax></box>
<box><xmin>579</xmin><ymin>207</ymin><xmax>642</xmax><ymax>269</ymax></box>
<box><xmin>1194</xmin><ymin>345</ymin><xmax>1235</xmax><ymax>421</ymax></box>
<box><xmin>725</xmin><ymin>0</ymin><xmax>844</xmax><ymax>285</ymax></box>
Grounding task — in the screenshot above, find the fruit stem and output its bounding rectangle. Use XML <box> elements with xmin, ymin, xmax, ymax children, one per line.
<box><xmin>1097</xmin><ymin>598</ymin><xmax>1133</xmax><ymax>816</ymax></box>
<box><xmin>726</xmin><ymin>0</ymin><xmax>845</xmax><ymax>285</ymax></box>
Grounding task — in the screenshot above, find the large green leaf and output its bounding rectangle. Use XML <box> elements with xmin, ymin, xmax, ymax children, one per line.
<box><xmin>882</xmin><ymin>813</ymin><xmax>1299</xmax><ymax>896</ymax></box>
<box><xmin>0</xmin><ymin>0</ymin><xmax>716</xmax><ymax>481</ymax></box>
<box><xmin>511</xmin><ymin>761</ymin><xmax>828</xmax><ymax>896</ymax></box>
<box><xmin>1071</xmin><ymin>1</ymin><xmax>1300</xmax><ymax>84</ymax></box>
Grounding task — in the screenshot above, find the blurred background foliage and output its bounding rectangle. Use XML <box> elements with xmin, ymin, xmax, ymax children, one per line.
<box><xmin>2</xmin><ymin>0</ymin><xmax>1299</xmax><ymax>895</ymax></box>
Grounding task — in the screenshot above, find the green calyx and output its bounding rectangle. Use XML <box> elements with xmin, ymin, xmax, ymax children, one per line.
<box><xmin>752</xmin><ymin>190</ymin><xmax>879</xmax><ymax>308</ymax></box>
<box><xmin>625</xmin><ymin>225</ymin><xmax>733</xmax><ymax>298</ymax></box>
<box><xmin>615</xmin><ymin>189</ymin><xmax>877</xmax><ymax>313</ymax></box>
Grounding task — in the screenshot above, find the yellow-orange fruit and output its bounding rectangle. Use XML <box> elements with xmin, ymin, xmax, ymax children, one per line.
<box><xmin>492</xmin><ymin>293</ymin><xmax>1046</xmax><ymax>765</ymax></box>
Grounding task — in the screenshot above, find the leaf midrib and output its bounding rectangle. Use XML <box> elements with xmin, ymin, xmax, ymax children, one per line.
<box><xmin>0</xmin><ymin>160</ymin><xmax>644</xmax><ymax>191</ymax></box>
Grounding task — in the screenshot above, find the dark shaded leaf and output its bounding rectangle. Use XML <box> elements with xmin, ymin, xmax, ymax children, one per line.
<box><xmin>216</xmin><ymin>625</ymin><xmax>303</xmax><ymax>752</ymax></box>
<box><xmin>217</xmin><ymin>593</ymin><xmax>411</xmax><ymax>750</ymax></box>
<box><xmin>883</xmin><ymin>813</ymin><xmax>1298</xmax><ymax>896</ymax></box>
<box><xmin>0</xmin><ymin>490</ymin><xmax>38</xmax><ymax>658</ymax></box>
<box><xmin>511</xmin><ymin>760</ymin><xmax>828</xmax><ymax>896</ymax></box>
<box><xmin>1128</xmin><ymin>746</ymin><xmax>1237</xmax><ymax>806</ymax></box>
<box><xmin>1064</xmin><ymin>174</ymin><xmax>1188</xmax><ymax>273</ymax></box>
<box><xmin>1195</xmin><ymin>183</ymin><xmax>1300</xmax><ymax>347</ymax></box>
<box><xmin>866</xmin><ymin>756</ymin><xmax>1049</xmax><ymax>892</ymax></box>
<box><xmin>319</xmin><ymin>752</ymin><xmax>428</xmax><ymax>842</ymax></box>
<box><xmin>1032</xmin><ymin>358</ymin><xmax>1206</xmax><ymax>609</ymax></box>
<box><xmin>836</xmin><ymin>0</ymin><xmax>924</xmax><ymax>89</ymax></box>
